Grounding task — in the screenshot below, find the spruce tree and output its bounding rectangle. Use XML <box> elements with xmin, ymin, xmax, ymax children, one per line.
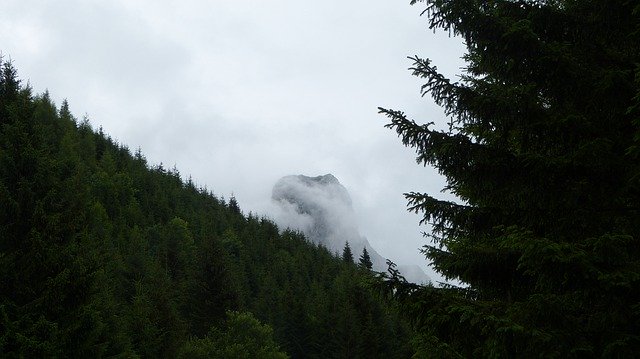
<box><xmin>358</xmin><ymin>248</ymin><xmax>373</xmax><ymax>270</ymax></box>
<box><xmin>228</xmin><ymin>195</ymin><xmax>241</xmax><ymax>214</ymax></box>
<box><xmin>380</xmin><ymin>0</ymin><xmax>640</xmax><ymax>356</ymax></box>
<box><xmin>342</xmin><ymin>242</ymin><xmax>354</xmax><ymax>264</ymax></box>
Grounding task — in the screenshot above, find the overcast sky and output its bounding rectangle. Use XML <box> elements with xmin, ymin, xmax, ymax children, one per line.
<box><xmin>1</xmin><ymin>0</ymin><xmax>466</xmax><ymax>282</ymax></box>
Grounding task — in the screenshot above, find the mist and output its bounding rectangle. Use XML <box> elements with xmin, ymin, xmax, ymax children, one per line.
<box><xmin>270</xmin><ymin>174</ymin><xmax>430</xmax><ymax>284</ymax></box>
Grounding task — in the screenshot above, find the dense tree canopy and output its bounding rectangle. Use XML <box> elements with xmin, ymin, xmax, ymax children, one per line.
<box><xmin>380</xmin><ymin>0</ymin><xmax>640</xmax><ymax>357</ymax></box>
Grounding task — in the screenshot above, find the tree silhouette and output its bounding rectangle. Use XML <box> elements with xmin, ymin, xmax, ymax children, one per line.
<box><xmin>358</xmin><ymin>248</ymin><xmax>372</xmax><ymax>270</ymax></box>
<box><xmin>380</xmin><ymin>0</ymin><xmax>640</xmax><ymax>357</ymax></box>
<box><xmin>342</xmin><ymin>242</ymin><xmax>354</xmax><ymax>264</ymax></box>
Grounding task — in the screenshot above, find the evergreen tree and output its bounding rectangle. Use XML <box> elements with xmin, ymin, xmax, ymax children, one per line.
<box><xmin>380</xmin><ymin>0</ymin><xmax>640</xmax><ymax>356</ymax></box>
<box><xmin>228</xmin><ymin>195</ymin><xmax>241</xmax><ymax>214</ymax></box>
<box><xmin>358</xmin><ymin>248</ymin><xmax>373</xmax><ymax>270</ymax></box>
<box><xmin>178</xmin><ymin>311</ymin><xmax>288</xmax><ymax>359</ymax></box>
<box><xmin>342</xmin><ymin>242</ymin><xmax>354</xmax><ymax>264</ymax></box>
<box><xmin>0</xmin><ymin>58</ymin><xmax>20</xmax><ymax>112</ymax></box>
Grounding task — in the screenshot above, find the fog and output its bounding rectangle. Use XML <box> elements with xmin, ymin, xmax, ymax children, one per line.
<box><xmin>271</xmin><ymin>174</ymin><xmax>430</xmax><ymax>284</ymax></box>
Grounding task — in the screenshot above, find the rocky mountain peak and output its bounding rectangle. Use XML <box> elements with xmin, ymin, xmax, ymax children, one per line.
<box><xmin>271</xmin><ymin>174</ymin><xmax>430</xmax><ymax>284</ymax></box>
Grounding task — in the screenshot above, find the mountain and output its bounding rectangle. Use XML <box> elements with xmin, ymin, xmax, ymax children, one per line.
<box><xmin>272</xmin><ymin>174</ymin><xmax>430</xmax><ymax>284</ymax></box>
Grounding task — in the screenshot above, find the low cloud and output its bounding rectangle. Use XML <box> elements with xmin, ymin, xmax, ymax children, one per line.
<box><xmin>271</xmin><ymin>174</ymin><xmax>430</xmax><ymax>284</ymax></box>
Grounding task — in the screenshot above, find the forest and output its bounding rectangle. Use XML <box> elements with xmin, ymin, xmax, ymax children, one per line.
<box><xmin>0</xmin><ymin>60</ymin><xmax>413</xmax><ymax>357</ymax></box>
<box><xmin>2</xmin><ymin>0</ymin><xmax>640</xmax><ymax>357</ymax></box>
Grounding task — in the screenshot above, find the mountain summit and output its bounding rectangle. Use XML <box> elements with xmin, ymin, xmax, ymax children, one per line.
<box><xmin>272</xmin><ymin>174</ymin><xmax>430</xmax><ymax>284</ymax></box>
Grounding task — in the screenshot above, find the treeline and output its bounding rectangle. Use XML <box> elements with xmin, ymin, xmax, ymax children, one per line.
<box><xmin>0</xmin><ymin>60</ymin><xmax>413</xmax><ymax>358</ymax></box>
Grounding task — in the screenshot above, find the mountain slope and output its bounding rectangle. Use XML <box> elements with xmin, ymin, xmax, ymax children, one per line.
<box><xmin>0</xmin><ymin>60</ymin><xmax>413</xmax><ymax>358</ymax></box>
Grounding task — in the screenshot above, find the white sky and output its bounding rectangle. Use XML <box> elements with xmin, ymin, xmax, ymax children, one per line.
<box><xmin>1</xmin><ymin>0</ymin><xmax>466</xmax><ymax>282</ymax></box>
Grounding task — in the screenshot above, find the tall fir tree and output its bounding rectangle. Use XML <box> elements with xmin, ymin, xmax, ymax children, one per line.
<box><xmin>380</xmin><ymin>0</ymin><xmax>640</xmax><ymax>357</ymax></box>
<box><xmin>358</xmin><ymin>248</ymin><xmax>373</xmax><ymax>270</ymax></box>
<box><xmin>342</xmin><ymin>242</ymin><xmax>354</xmax><ymax>264</ymax></box>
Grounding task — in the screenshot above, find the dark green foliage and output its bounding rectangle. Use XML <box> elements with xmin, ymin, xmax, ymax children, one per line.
<box><xmin>186</xmin><ymin>233</ymin><xmax>239</xmax><ymax>337</ymax></box>
<box><xmin>380</xmin><ymin>0</ymin><xmax>640</xmax><ymax>357</ymax></box>
<box><xmin>228</xmin><ymin>195</ymin><xmax>241</xmax><ymax>214</ymax></box>
<box><xmin>0</xmin><ymin>59</ymin><xmax>413</xmax><ymax>358</ymax></box>
<box><xmin>178</xmin><ymin>311</ymin><xmax>288</xmax><ymax>359</ymax></box>
<box><xmin>342</xmin><ymin>241</ymin><xmax>354</xmax><ymax>264</ymax></box>
<box><xmin>358</xmin><ymin>247</ymin><xmax>373</xmax><ymax>270</ymax></box>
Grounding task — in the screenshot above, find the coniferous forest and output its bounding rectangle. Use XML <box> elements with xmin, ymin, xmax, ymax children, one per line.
<box><xmin>3</xmin><ymin>0</ymin><xmax>640</xmax><ymax>358</ymax></box>
<box><xmin>0</xmin><ymin>61</ymin><xmax>413</xmax><ymax>357</ymax></box>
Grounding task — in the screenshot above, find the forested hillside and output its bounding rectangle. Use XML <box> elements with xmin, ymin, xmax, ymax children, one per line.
<box><xmin>0</xmin><ymin>60</ymin><xmax>413</xmax><ymax>358</ymax></box>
